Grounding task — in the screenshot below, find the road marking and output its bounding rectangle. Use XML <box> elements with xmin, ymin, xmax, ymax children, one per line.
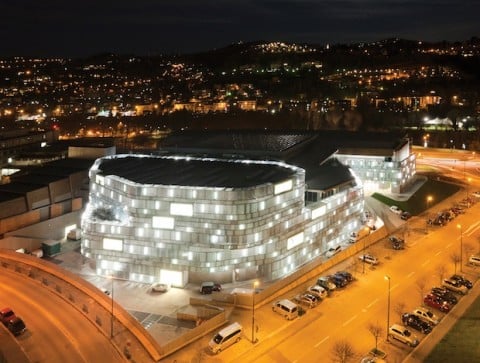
<box><xmin>366</xmin><ymin>298</ymin><xmax>379</xmax><ymax>309</ymax></box>
<box><xmin>407</xmin><ymin>271</ymin><xmax>415</xmax><ymax>278</ymax></box>
<box><xmin>421</xmin><ymin>259</ymin><xmax>430</xmax><ymax>267</ymax></box>
<box><xmin>435</xmin><ymin>250</ymin><xmax>442</xmax><ymax>256</ymax></box>
<box><xmin>446</xmin><ymin>243</ymin><xmax>453</xmax><ymax>248</ymax></box>
<box><xmin>315</xmin><ymin>336</ymin><xmax>330</xmax><ymax>347</ymax></box>
<box><xmin>392</xmin><ymin>283</ymin><xmax>400</xmax><ymax>291</ymax></box>
<box><xmin>342</xmin><ymin>314</ymin><xmax>357</xmax><ymax>327</ymax></box>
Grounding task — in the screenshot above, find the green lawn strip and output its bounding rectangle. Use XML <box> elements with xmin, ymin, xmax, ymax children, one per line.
<box><xmin>425</xmin><ymin>296</ymin><xmax>480</xmax><ymax>362</ymax></box>
<box><xmin>372</xmin><ymin>179</ymin><xmax>461</xmax><ymax>215</ymax></box>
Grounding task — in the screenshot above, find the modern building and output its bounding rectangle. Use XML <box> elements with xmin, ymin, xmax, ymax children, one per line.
<box><xmin>81</xmin><ymin>153</ymin><xmax>364</xmax><ymax>286</ymax></box>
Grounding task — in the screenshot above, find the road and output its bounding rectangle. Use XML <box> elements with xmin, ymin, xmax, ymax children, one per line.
<box><xmin>0</xmin><ymin>269</ymin><xmax>123</xmax><ymax>363</ymax></box>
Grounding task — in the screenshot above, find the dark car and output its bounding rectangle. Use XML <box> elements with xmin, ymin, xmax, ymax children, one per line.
<box><xmin>401</xmin><ymin>211</ymin><xmax>412</xmax><ymax>220</ymax></box>
<box><xmin>200</xmin><ymin>281</ymin><xmax>222</xmax><ymax>294</ymax></box>
<box><xmin>450</xmin><ymin>274</ymin><xmax>473</xmax><ymax>289</ymax></box>
<box><xmin>7</xmin><ymin>317</ymin><xmax>26</xmax><ymax>336</ymax></box>
<box><xmin>401</xmin><ymin>313</ymin><xmax>433</xmax><ymax>334</ymax></box>
<box><xmin>389</xmin><ymin>236</ymin><xmax>405</xmax><ymax>250</ymax></box>
<box><xmin>431</xmin><ymin>287</ymin><xmax>458</xmax><ymax>305</ymax></box>
<box><xmin>335</xmin><ymin>271</ymin><xmax>354</xmax><ymax>283</ymax></box>
<box><xmin>328</xmin><ymin>274</ymin><xmax>347</xmax><ymax>288</ymax></box>
<box><xmin>424</xmin><ymin>293</ymin><xmax>452</xmax><ymax>313</ymax></box>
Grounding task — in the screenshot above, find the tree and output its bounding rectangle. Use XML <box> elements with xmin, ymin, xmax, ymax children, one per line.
<box><xmin>450</xmin><ymin>253</ymin><xmax>461</xmax><ymax>274</ymax></box>
<box><xmin>367</xmin><ymin>322</ymin><xmax>383</xmax><ymax>354</ymax></box>
<box><xmin>435</xmin><ymin>264</ymin><xmax>447</xmax><ymax>284</ymax></box>
<box><xmin>416</xmin><ymin>279</ymin><xmax>427</xmax><ymax>304</ymax></box>
<box><xmin>331</xmin><ymin>340</ymin><xmax>356</xmax><ymax>363</ymax></box>
<box><xmin>394</xmin><ymin>302</ymin><xmax>407</xmax><ymax>322</ymax></box>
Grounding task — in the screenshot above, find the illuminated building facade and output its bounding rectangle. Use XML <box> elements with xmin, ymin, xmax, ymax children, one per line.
<box><xmin>81</xmin><ymin>154</ymin><xmax>363</xmax><ymax>286</ymax></box>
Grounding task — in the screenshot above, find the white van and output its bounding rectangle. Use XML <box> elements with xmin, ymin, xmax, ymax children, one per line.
<box><xmin>469</xmin><ymin>255</ymin><xmax>480</xmax><ymax>266</ymax></box>
<box><xmin>272</xmin><ymin>299</ymin><xmax>299</xmax><ymax>320</ymax></box>
<box><xmin>208</xmin><ymin>322</ymin><xmax>242</xmax><ymax>354</ymax></box>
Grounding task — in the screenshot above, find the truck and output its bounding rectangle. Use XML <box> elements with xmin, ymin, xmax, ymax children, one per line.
<box><xmin>42</xmin><ymin>240</ymin><xmax>61</xmax><ymax>257</ymax></box>
<box><xmin>67</xmin><ymin>228</ymin><xmax>82</xmax><ymax>241</ymax></box>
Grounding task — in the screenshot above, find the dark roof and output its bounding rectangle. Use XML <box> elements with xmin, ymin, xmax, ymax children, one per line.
<box><xmin>10</xmin><ymin>173</ymin><xmax>69</xmax><ymax>186</ymax></box>
<box><xmin>0</xmin><ymin>182</ymin><xmax>47</xmax><ymax>194</ymax></box>
<box><xmin>96</xmin><ymin>156</ymin><xmax>298</xmax><ymax>188</ymax></box>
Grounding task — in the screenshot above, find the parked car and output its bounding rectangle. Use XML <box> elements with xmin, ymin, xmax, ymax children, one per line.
<box><xmin>6</xmin><ymin>316</ymin><xmax>26</xmax><ymax>336</ymax></box>
<box><xmin>358</xmin><ymin>253</ymin><xmax>379</xmax><ymax>265</ymax></box>
<box><xmin>307</xmin><ymin>285</ymin><xmax>328</xmax><ymax>299</ymax></box>
<box><xmin>424</xmin><ymin>293</ymin><xmax>452</xmax><ymax>312</ymax></box>
<box><xmin>401</xmin><ymin>313</ymin><xmax>433</xmax><ymax>334</ymax></box>
<box><xmin>328</xmin><ymin>274</ymin><xmax>347</xmax><ymax>288</ymax></box>
<box><xmin>0</xmin><ymin>307</ymin><xmax>16</xmax><ymax>325</ymax></box>
<box><xmin>450</xmin><ymin>274</ymin><xmax>473</xmax><ymax>289</ymax></box>
<box><xmin>388</xmin><ymin>324</ymin><xmax>419</xmax><ymax>347</ymax></box>
<box><xmin>334</xmin><ymin>271</ymin><xmax>354</xmax><ymax>284</ymax></box>
<box><xmin>431</xmin><ymin>287</ymin><xmax>458</xmax><ymax>305</ymax></box>
<box><xmin>412</xmin><ymin>307</ymin><xmax>440</xmax><ymax>325</ymax></box>
<box><xmin>151</xmin><ymin>282</ymin><xmax>170</xmax><ymax>293</ymax></box>
<box><xmin>317</xmin><ymin>276</ymin><xmax>336</xmax><ymax>292</ymax></box>
<box><xmin>294</xmin><ymin>293</ymin><xmax>319</xmax><ymax>308</ymax></box>
<box><xmin>389</xmin><ymin>205</ymin><xmax>402</xmax><ymax>215</ymax></box>
<box><xmin>468</xmin><ymin>255</ymin><xmax>480</xmax><ymax>266</ymax></box>
<box><xmin>325</xmin><ymin>245</ymin><xmax>342</xmax><ymax>258</ymax></box>
<box><xmin>200</xmin><ymin>282</ymin><xmax>222</xmax><ymax>294</ymax></box>
<box><xmin>389</xmin><ymin>235</ymin><xmax>405</xmax><ymax>250</ymax></box>
<box><xmin>401</xmin><ymin>211</ymin><xmax>412</xmax><ymax>220</ymax></box>
<box><xmin>442</xmin><ymin>278</ymin><xmax>468</xmax><ymax>295</ymax></box>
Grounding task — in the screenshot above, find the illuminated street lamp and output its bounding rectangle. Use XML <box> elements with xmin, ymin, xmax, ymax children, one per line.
<box><xmin>362</xmin><ymin>226</ymin><xmax>370</xmax><ymax>274</ymax></box>
<box><xmin>252</xmin><ymin>280</ymin><xmax>259</xmax><ymax>344</ymax></box>
<box><xmin>384</xmin><ymin>275</ymin><xmax>391</xmax><ymax>341</ymax></box>
<box><xmin>425</xmin><ymin>195</ymin><xmax>433</xmax><ymax>233</ymax></box>
<box><xmin>457</xmin><ymin>224</ymin><xmax>463</xmax><ymax>272</ymax></box>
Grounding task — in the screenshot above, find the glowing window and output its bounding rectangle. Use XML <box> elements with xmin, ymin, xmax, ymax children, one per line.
<box><xmin>152</xmin><ymin>216</ymin><xmax>174</xmax><ymax>229</ymax></box>
<box><xmin>287</xmin><ymin>232</ymin><xmax>304</xmax><ymax>249</ymax></box>
<box><xmin>103</xmin><ymin>238</ymin><xmax>123</xmax><ymax>251</ymax></box>
<box><xmin>170</xmin><ymin>203</ymin><xmax>193</xmax><ymax>217</ymax></box>
<box><xmin>274</xmin><ymin>180</ymin><xmax>292</xmax><ymax>195</ymax></box>
<box><xmin>96</xmin><ymin>175</ymin><xmax>105</xmax><ymax>186</ymax></box>
<box><xmin>311</xmin><ymin>205</ymin><xmax>326</xmax><ymax>219</ymax></box>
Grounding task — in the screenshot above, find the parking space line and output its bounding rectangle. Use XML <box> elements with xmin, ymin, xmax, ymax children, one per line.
<box><xmin>446</xmin><ymin>243</ymin><xmax>453</xmax><ymax>248</ymax></box>
<box><xmin>407</xmin><ymin>271</ymin><xmax>415</xmax><ymax>278</ymax></box>
<box><xmin>366</xmin><ymin>298</ymin><xmax>379</xmax><ymax>309</ymax></box>
<box><xmin>315</xmin><ymin>335</ymin><xmax>330</xmax><ymax>347</ymax></box>
<box><xmin>342</xmin><ymin>314</ymin><xmax>357</xmax><ymax>327</ymax></box>
<box><xmin>435</xmin><ymin>251</ymin><xmax>442</xmax><ymax>256</ymax></box>
<box><xmin>421</xmin><ymin>259</ymin><xmax>430</xmax><ymax>267</ymax></box>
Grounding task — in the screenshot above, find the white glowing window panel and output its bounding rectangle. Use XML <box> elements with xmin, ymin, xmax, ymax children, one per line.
<box><xmin>118</xmin><ymin>195</ymin><xmax>123</xmax><ymax>203</ymax></box>
<box><xmin>287</xmin><ymin>232</ymin><xmax>304</xmax><ymax>250</ymax></box>
<box><xmin>142</xmin><ymin>188</ymin><xmax>147</xmax><ymax>196</ymax></box>
<box><xmin>186</xmin><ymin>227</ymin><xmax>193</xmax><ymax>233</ymax></box>
<box><xmin>192</xmin><ymin>190</ymin><xmax>197</xmax><ymax>198</ymax></box>
<box><xmin>241</xmin><ymin>249</ymin><xmax>248</xmax><ymax>257</ymax></box>
<box><xmin>96</xmin><ymin>175</ymin><xmax>105</xmax><ymax>186</ymax></box>
<box><xmin>92</xmin><ymin>184</ymin><xmax>96</xmax><ymax>191</ymax></box>
<box><xmin>131</xmin><ymin>200</ymin><xmax>136</xmax><ymax>207</ymax></box>
<box><xmin>168</xmin><ymin>189</ymin><xmax>174</xmax><ymax>197</ymax></box>
<box><xmin>268</xmin><ymin>221</ymin><xmax>273</xmax><ymax>228</ymax></box>
<box><xmin>100</xmin><ymin>225</ymin><xmax>105</xmax><ymax>233</ymax></box>
<box><xmin>123</xmin><ymin>185</ymin><xmax>127</xmax><ymax>192</ymax></box>
<box><xmin>175</xmin><ymin>232</ymin><xmax>181</xmax><ymax>241</ymax></box>
<box><xmin>257</xmin><ymin>246</ymin><xmax>264</xmax><ymax>254</ymax></box>
<box><xmin>171</xmin><ymin>259</ymin><xmax>178</xmax><ymax>264</ymax></box>
<box><xmin>210</xmin><ymin>267</ymin><xmax>216</xmax><ymax>273</ymax></box>
<box><xmin>160</xmin><ymin>269</ymin><xmax>183</xmax><ymax>286</ymax></box>
<box><xmin>100</xmin><ymin>186</ymin><xmax>105</xmax><ymax>195</ymax></box>
<box><xmin>204</xmin><ymin>223</ymin><xmax>210</xmax><ymax>229</ymax></box>
<box><xmin>213</xmin><ymin>191</ymin><xmax>218</xmax><ymax>199</ymax></box>
<box><xmin>143</xmin><ymin>209</ymin><xmax>148</xmax><ymax>214</ymax></box>
<box><xmin>216</xmin><ymin>252</ymin><xmax>222</xmax><ymax>260</ymax></box>
<box><xmin>128</xmin><ymin>245</ymin><xmax>135</xmax><ymax>253</ymax></box>
<box><xmin>259</xmin><ymin>201</ymin><xmax>265</xmax><ymax>210</ymax></box>
<box><xmin>282</xmin><ymin>202</ymin><xmax>287</xmax><ymax>208</ymax></box>
<box><xmin>239</xmin><ymin>224</ymin><xmax>246</xmax><ymax>230</ymax></box>
<box><xmin>274</xmin><ymin>179</ymin><xmax>292</xmax><ymax>195</ymax></box>
<box><xmin>103</xmin><ymin>238</ymin><xmax>123</xmax><ymax>251</ymax></box>
<box><xmin>110</xmin><ymin>226</ymin><xmax>115</xmax><ymax>234</ymax></box>
<box><xmin>211</xmin><ymin>235</ymin><xmax>219</xmax><ymax>243</ymax></box>
<box><xmin>170</xmin><ymin>203</ymin><xmax>193</xmax><ymax>217</ymax></box>
<box><xmin>152</xmin><ymin>216</ymin><xmax>174</xmax><ymax>229</ymax></box>
<box><xmin>275</xmin><ymin>214</ymin><xmax>280</xmax><ymax>220</ymax></box>
<box><xmin>137</xmin><ymin>228</ymin><xmax>144</xmax><ymax>237</ymax></box>
<box><xmin>254</xmin><ymin>233</ymin><xmax>260</xmax><ymax>242</ymax></box>
<box><xmin>110</xmin><ymin>191</ymin><xmax>114</xmax><ymax>198</ymax></box>
<box><xmin>284</xmin><ymin>221</ymin><xmax>289</xmax><ymax>229</ymax></box>
<box><xmin>155</xmin><ymin>201</ymin><xmax>160</xmax><ymax>209</ymax></box>
<box><xmin>275</xmin><ymin>196</ymin><xmax>281</xmax><ymax>205</ymax></box>
<box><xmin>215</xmin><ymin>229</ymin><xmax>222</xmax><ymax>235</ymax></box>
<box><xmin>143</xmin><ymin>246</ymin><xmax>150</xmax><ymax>255</ymax></box>
<box><xmin>156</xmin><ymin>242</ymin><xmax>165</xmax><ymax>248</ymax></box>
<box><xmin>200</xmin><ymin>204</ymin><xmax>206</xmax><ymax>213</ymax></box>
<box><xmin>215</xmin><ymin>205</ymin><xmax>221</xmax><ymax>214</ymax></box>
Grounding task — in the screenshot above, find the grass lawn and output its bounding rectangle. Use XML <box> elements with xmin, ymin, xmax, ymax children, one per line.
<box><xmin>425</xmin><ymin>294</ymin><xmax>480</xmax><ymax>362</ymax></box>
<box><xmin>372</xmin><ymin>178</ymin><xmax>461</xmax><ymax>215</ymax></box>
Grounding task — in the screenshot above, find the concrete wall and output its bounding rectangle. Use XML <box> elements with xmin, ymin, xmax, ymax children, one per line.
<box><xmin>0</xmin><ymin>195</ymin><xmax>27</xmax><ymax>219</ymax></box>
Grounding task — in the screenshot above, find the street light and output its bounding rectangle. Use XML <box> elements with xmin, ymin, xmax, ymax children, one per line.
<box><xmin>108</xmin><ymin>275</ymin><xmax>114</xmax><ymax>339</ymax></box>
<box><xmin>457</xmin><ymin>224</ymin><xmax>463</xmax><ymax>272</ymax></box>
<box><xmin>384</xmin><ymin>275</ymin><xmax>391</xmax><ymax>341</ymax></box>
<box><xmin>362</xmin><ymin>226</ymin><xmax>369</xmax><ymax>274</ymax></box>
<box><xmin>252</xmin><ymin>280</ymin><xmax>259</xmax><ymax>344</ymax></box>
<box><xmin>425</xmin><ymin>195</ymin><xmax>433</xmax><ymax>233</ymax></box>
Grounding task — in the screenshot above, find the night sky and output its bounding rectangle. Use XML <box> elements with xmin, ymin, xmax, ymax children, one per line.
<box><xmin>1</xmin><ymin>0</ymin><xmax>479</xmax><ymax>58</ymax></box>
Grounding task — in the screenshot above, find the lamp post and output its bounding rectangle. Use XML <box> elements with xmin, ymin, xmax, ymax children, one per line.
<box><xmin>384</xmin><ymin>275</ymin><xmax>391</xmax><ymax>341</ymax></box>
<box><xmin>109</xmin><ymin>275</ymin><xmax>114</xmax><ymax>339</ymax></box>
<box><xmin>457</xmin><ymin>224</ymin><xmax>463</xmax><ymax>272</ymax></box>
<box><xmin>362</xmin><ymin>226</ymin><xmax>369</xmax><ymax>274</ymax></box>
<box><xmin>252</xmin><ymin>280</ymin><xmax>259</xmax><ymax>344</ymax></box>
<box><xmin>425</xmin><ymin>195</ymin><xmax>433</xmax><ymax>233</ymax></box>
